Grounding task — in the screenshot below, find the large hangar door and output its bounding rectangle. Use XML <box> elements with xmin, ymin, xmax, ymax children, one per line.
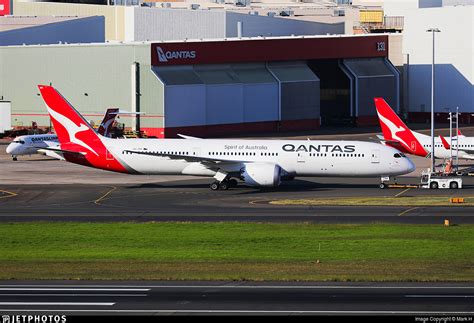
<box><xmin>268</xmin><ymin>62</ymin><xmax>320</xmax><ymax>122</ymax></box>
<box><xmin>152</xmin><ymin>66</ymin><xmax>206</xmax><ymax>128</ymax></box>
<box><xmin>342</xmin><ymin>58</ymin><xmax>399</xmax><ymax>124</ymax></box>
<box><xmin>232</xmin><ymin>63</ymin><xmax>279</xmax><ymax>123</ymax></box>
<box><xmin>194</xmin><ymin>65</ymin><xmax>244</xmax><ymax>125</ymax></box>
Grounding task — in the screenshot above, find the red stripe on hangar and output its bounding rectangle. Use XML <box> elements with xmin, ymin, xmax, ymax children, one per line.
<box><xmin>151</xmin><ymin>35</ymin><xmax>389</xmax><ymax>66</ymax></box>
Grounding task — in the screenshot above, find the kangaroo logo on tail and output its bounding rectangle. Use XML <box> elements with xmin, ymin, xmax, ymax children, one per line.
<box><xmin>46</xmin><ymin>106</ymin><xmax>99</xmax><ymax>156</ymax></box>
<box><xmin>374</xmin><ymin>98</ymin><xmax>428</xmax><ymax>157</ymax></box>
<box><xmin>38</xmin><ymin>85</ymin><xmax>129</xmax><ymax>173</ymax></box>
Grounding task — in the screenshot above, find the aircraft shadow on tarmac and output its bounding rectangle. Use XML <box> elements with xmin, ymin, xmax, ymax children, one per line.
<box><xmin>126</xmin><ymin>179</ymin><xmax>377</xmax><ymax>194</ymax></box>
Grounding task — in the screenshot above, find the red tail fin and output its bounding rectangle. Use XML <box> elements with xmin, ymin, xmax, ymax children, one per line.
<box><xmin>38</xmin><ymin>85</ymin><xmax>127</xmax><ymax>173</ymax></box>
<box><xmin>458</xmin><ymin>129</ymin><xmax>464</xmax><ymax>137</ymax></box>
<box><xmin>374</xmin><ymin>98</ymin><xmax>427</xmax><ymax>157</ymax></box>
<box><xmin>439</xmin><ymin>135</ymin><xmax>451</xmax><ymax>150</ymax></box>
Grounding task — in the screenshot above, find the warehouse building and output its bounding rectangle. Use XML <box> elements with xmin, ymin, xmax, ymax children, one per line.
<box><xmin>0</xmin><ymin>15</ymin><xmax>105</xmax><ymax>46</ymax></box>
<box><xmin>11</xmin><ymin>1</ymin><xmax>344</xmax><ymax>41</ymax></box>
<box><xmin>0</xmin><ymin>34</ymin><xmax>399</xmax><ymax>138</ymax></box>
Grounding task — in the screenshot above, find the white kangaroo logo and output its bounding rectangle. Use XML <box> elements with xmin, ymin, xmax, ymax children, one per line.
<box><xmin>377</xmin><ymin>110</ymin><xmax>411</xmax><ymax>150</ymax></box>
<box><xmin>47</xmin><ymin>106</ymin><xmax>99</xmax><ymax>156</ymax></box>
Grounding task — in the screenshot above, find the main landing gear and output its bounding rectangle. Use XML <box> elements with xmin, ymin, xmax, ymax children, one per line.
<box><xmin>210</xmin><ymin>178</ymin><xmax>238</xmax><ymax>191</ymax></box>
<box><xmin>12</xmin><ymin>156</ymin><xmax>18</xmax><ymax>161</ymax></box>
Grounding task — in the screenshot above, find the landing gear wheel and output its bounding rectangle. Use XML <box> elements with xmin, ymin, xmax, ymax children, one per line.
<box><xmin>449</xmin><ymin>181</ymin><xmax>458</xmax><ymax>189</ymax></box>
<box><xmin>12</xmin><ymin>156</ymin><xmax>17</xmax><ymax>161</ymax></box>
<box><xmin>219</xmin><ymin>181</ymin><xmax>230</xmax><ymax>191</ymax></box>
<box><xmin>229</xmin><ymin>179</ymin><xmax>238</xmax><ymax>188</ymax></box>
<box><xmin>379</xmin><ymin>183</ymin><xmax>386</xmax><ymax>189</ymax></box>
<box><xmin>430</xmin><ymin>181</ymin><xmax>439</xmax><ymax>189</ymax></box>
<box><xmin>210</xmin><ymin>181</ymin><xmax>220</xmax><ymax>191</ymax></box>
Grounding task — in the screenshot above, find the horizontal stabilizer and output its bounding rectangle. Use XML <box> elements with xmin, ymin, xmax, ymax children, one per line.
<box><xmin>177</xmin><ymin>134</ymin><xmax>202</xmax><ymax>139</ymax></box>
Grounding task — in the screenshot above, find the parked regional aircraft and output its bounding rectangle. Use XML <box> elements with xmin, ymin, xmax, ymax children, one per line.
<box><xmin>6</xmin><ymin>108</ymin><xmax>121</xmax><ymax>160</ymax></box>
<box><xmin>37</xmin><ymin>85</ymin><xmax>415</xmax><ymax>189</ymax></box>
<box><xmin>374</xmin><ymin>98</ymin><xmax>474</xmax><ymax>160</ymax></box>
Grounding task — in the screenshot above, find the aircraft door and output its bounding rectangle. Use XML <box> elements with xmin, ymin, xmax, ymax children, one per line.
<box><xmin>192</xmin><ymin>147</ymin><xmax>201</xmax><ymax>158</ymax></box>
<box><xmin>371</xmin><ymin>149</ymin><xmax>380</xmax><ymax>164</ymax></box>
<box><xmin>297</xmin><ymin>152</ymin><xmax>307</xmax><ymax>163</ymax></box>
<box><xmin>410</xmin><ymin>141</ymin><xmax>417</xmax><ymax>153</ymax></box>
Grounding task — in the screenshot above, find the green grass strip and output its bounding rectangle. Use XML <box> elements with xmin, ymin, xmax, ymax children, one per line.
<box><xmin>270</xmin><ymin>195</ymin><xmax>474</xmax><ymax>206</ymax></box>
<box><xmin>0</xmin><ymin>222</ymin><xmax>472</xmax><ymax>281</ymax></box>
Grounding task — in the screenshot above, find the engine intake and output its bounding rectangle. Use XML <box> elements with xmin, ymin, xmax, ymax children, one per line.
<box><xmin>241</xmin><ymin>163</ymin><xmax>281</xmax><ymax>187</ymax></box>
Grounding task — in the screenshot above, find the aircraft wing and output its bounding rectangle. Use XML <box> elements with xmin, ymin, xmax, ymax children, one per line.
<box><xmin>122</xmin><ymin>149</ymin><xmax>248</xmax><ymax>167</ymax></box>
<box><xmin>34</xmin><ymin>145</ymin><xmax>87</xmax><ymax>156</ymax></box>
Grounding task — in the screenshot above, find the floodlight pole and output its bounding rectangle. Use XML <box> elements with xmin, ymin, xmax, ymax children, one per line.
<box><xmin>427</xmin><ymin>28</ymin><xmax>440</xmax><ymax>172</ymax></box>
<box><xmin>456</xmin><ymin>107</ymin><xmax>459</xmax><ymax>170</ymax></box>
<box><xmin>448</xmin><ymin>112</ymin><xmax>452</xmax><ymax>161</ymax></box>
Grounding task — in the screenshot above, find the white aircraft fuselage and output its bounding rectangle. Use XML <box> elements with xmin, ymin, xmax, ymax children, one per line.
<box><xmin>104</xmin><ymin>137</ymin><xmax>415</xmax><ymax>178</ymax></box>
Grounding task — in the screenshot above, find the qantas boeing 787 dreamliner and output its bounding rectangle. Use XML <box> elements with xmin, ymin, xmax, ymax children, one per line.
<box><xmin>37</xmin><ymin>85</ymin><xmax>415</xmax><ymax>190</ymax></box>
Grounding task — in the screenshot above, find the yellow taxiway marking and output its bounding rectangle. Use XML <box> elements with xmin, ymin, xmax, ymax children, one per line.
<box><xmin>398</xmin><ymin>207</ymin><xmax>420</xmax><ymax>216</ymax></box>
<box><xmin>394</xmin><ymin>188</ymin><xmax>411</xmax><ymax>198</ymax></box>
<box><xmin>94</xmin><ymin>186</ymin><xmax>118</xmax><ymax>205</ymax></box>
<box><xmin>0</xmin><ymin>189</ymin><xmax>18</xmax><ymax>200</ymax></box>
<box><xmin>249</xmin><ymin>199</ymin><xmax>270</xmax><ymax>205</ymax></box>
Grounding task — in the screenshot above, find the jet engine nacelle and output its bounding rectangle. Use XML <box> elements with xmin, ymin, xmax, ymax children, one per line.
<box><xmin>242</xmin><ymin>163</ymin><xmax>281</xmax><ymax>187</ymax></box>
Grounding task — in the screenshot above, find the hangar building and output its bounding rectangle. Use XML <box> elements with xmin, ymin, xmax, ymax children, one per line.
<box><xmin>0</xmin><ymin>34</ymin><xmax>399</xmax><ymax>138</ymax></box>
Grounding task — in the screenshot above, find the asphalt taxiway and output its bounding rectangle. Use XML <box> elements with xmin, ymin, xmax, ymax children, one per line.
<box><xmin>0</xmin><ymin>281</ymin><xmax>472</xmax><ymax>315</ymax></box>
<box><xmin>0</xmin><ymin>176</ymin><xmax>474</xmax><ymax>223</ymax></box>
<box><xmin>1</xmin><ymin>138</ymin><xmax>474</xmax><ymax>224</ymax></box>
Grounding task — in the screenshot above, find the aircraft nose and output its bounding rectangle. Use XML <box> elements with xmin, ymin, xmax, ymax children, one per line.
<box><xmin>406</xmin><ymin>157</ymin><xmax>416</xmax><ymax>173</ymax></box>
<box><xmin>6</xmin><ymin>144</ymin><xmax>14</xmax><ymax>155</ymax></box>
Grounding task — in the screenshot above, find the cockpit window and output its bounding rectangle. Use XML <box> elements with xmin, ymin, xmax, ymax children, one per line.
<box><xmin>13</xmin><ymin>140</ymin><xmax>25</xmax><ymax>144</ymax></box>
<box><xmin>393</xmin><ymin>153</ymin><xmax>406</xmax><ymax>158</ymax></box>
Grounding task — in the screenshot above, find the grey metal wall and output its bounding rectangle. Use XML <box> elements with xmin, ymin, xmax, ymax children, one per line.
<box><xmin>268</xmin><ymin>62</ymin><xmax>320</xmax><ymax>121</ymax></box>
<box><xmin>233</xmin><ymin>63</ymin><xmax>278</xmax><ymax>122</ymax></box>
<box><xmin>225</xmin><ymin>12</ymin><xmax>344</xmax><ymax>37</ymax></box>
<box><xmin>0</xmin><ymin>16</ymin><xmax>105</xmax><ymax>46</ymax></box>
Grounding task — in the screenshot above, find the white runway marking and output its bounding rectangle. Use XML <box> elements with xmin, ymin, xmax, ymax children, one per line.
<box><xmin>0</xmin><ymin>302</ymin><xmax>115</xmax><ymax>306</ymax></box>
<box><xmin>0</xmin><ymin>309</ymin><xmax>472</xmax><ymax>315</ymax></box>
<box><xmin>0</xmin><ymin>288</ymin><xmax>149</xmax><ymax>291</ymax></box>
<box><xmin>0</xmin><ymin>294</ymin><xmax>147</xmax><ymax>297</ymax></box>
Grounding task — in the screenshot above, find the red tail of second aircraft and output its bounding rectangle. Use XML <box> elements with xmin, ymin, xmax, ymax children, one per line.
<box><xmin>374</xmin><ymin>98</ymin><xmax>428</xmax><ymax>157</ymax></box>
<box><xmin>38</xmin><ymin>85</ymin><xmax>128</xmax><ymax>173</ymax></box>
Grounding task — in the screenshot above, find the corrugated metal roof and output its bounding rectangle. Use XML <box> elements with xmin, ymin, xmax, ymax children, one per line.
<box><xmin>232</xmin><ymin>63</ymin><xmax>276</xmax><ymax>84</ymax></box>
<box><xmin>268</xmin><ymin>62</ymin><xmax>320</xmax><ymax>82</ymax></box>
<box><xmin>194</xmin><ymin>65</ymin><xmax>241</xmax><ymax>84</ymax></box>
<box><xmin>153</xmin><ymin>66</ymin><xmax>203</xmax><ymax>85</ymax></box>
<box><xmin>343</xmin><ymin>58</ymin><xmax>393</xmax><ymax>76</ymax></box>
